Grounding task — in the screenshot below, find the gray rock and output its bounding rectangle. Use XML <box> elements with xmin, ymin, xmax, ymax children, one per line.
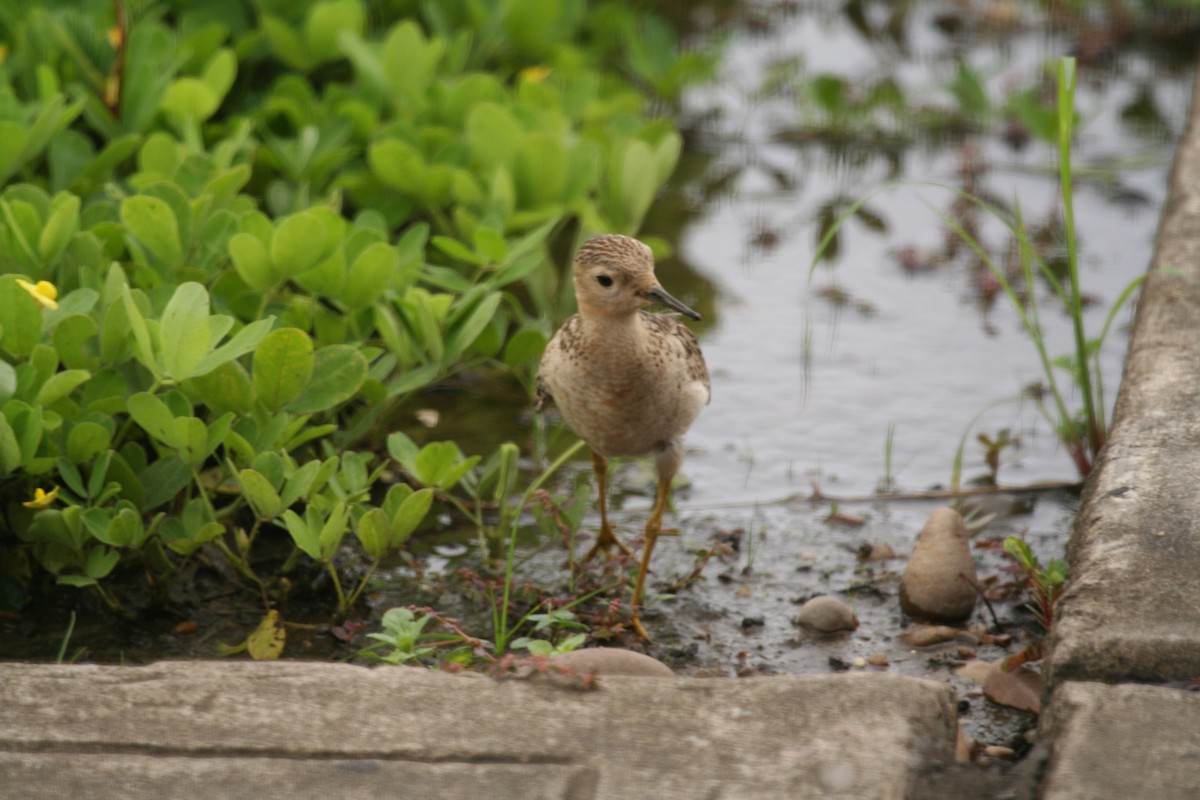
<box><xmin>795</xmin><ymin>594</ymin><xmax>859</xmax><ymax>632</ymax></box>
<box><xmin>899</xmin><ymin>507</ymin><xmax>977</xmax><ymax>622</ymax></box>
<box><xmin>550</xmin><ymin>646</ymin><xmax>673</xmax><ymax>677</ymax></box>
<box><xmin>0</xmin><ymin>661</ymin><xmax>958</xmax><ymax>800</ymax></box>
<box><xmin>1041</xmin><ymin>682</ymin><xmax>1200</xmax><ymax>800</ymax></box>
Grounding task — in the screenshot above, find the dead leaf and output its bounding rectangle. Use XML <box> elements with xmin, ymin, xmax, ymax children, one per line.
<box><xmin>247</xmin><ymin>610</ymin><xmax>286</xmax><ymax>661</ymax></box>
<box><xmin>954</xmin><ymin>660</ymin><xmax>992</xmax><ymax>684</ymax></box>
<box><xmin>956</xmin><ymin>659</ymin><xmax>1041</xmax><ymax>714</ymax></box>
<box><xmin>984</xmin><ymin>662</ymin><xmax>1041</xmax><ymax>714</ymax></box>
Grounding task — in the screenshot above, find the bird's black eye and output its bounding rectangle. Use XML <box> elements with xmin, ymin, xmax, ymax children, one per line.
<box><xmin>596</xmin><ymin>274</ymin><xmax>614</xmax><ymax>288</ymax></box>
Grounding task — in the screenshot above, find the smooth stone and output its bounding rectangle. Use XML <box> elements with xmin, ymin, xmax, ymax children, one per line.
<box><xmin>795</xmin><ymin>595</ymin><xmax>859</xmax><ymax>633</ymax></box>
<box><xmin>904</xmin><ymin>625</ymin><xmax>960</xmax><ymax>648</ymax></box>
<box><xmin>550</xmin><ymin>647</ymin><xmax>674</xmax><ymax>677</ymax></box>
<box><xmin>899</xmin><ymin>506</ymin><xmax>978</xmax><ymax>622</ymax></box>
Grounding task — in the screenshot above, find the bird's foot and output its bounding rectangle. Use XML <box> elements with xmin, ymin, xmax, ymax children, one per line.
<box><xmin>629</xmin><ymin>612</ymin><xmax>651</xmax><ymax>642</ymax></box>
<box><xmin>579</xmin><ymin>523</ymin><xmax>632</xmax><ymax>564</ymax></box>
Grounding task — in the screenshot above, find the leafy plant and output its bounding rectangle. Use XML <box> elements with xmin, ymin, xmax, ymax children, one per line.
<box><xmin>0</xmin><ymin>0</ymin><xmax>712</xmax><ymax>656</ymax></box>
<box><xmin>1003</xmin><ymin>536</ymin><xmax>1067</xmax><ymax>634</ymax></box>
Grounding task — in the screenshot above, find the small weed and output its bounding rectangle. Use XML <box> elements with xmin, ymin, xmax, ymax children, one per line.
<box><xmin>1003</xmin><ymin>537</ymin><xmax>1067</xmax><ymax>634</ymax></box>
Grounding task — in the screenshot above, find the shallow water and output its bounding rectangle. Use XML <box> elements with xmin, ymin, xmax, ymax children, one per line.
<box><xmin>382</xmin><ymin>1</ymin><xmax>1198</xmax><ymax>749</ymax></box>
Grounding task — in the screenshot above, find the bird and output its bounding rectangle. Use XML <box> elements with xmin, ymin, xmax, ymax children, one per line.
<box><xmin>536</xmin><ymin>234</ymin><xmax>710</xmax><ymax>640</ymax></box>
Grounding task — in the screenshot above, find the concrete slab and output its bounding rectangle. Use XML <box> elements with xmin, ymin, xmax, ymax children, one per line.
<box><xmin>1045</xmin><ymin>62</ymin><xmax>1200</xmax><ymax>689</ymax></box>
<box><xmin>1041</xmin><ymin>682</ymin><xmax>1200</xmax><ymax>800</ymax></box>
<box><xmin>0</xmin><ymin>661</ymin><xmax>957</xmax><ymax>800</ymax></box>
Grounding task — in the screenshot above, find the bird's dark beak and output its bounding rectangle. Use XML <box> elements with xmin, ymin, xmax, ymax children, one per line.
<box><xmin>643</xmin><ymin>285</ymin><xmax>701</xmax><ymax>321</ymax></box>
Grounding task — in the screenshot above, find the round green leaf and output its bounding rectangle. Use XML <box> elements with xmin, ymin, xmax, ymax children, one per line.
<box><xmin>239</xmin><ymin>468</ymin><xmax>283</xmax><ymax>519</ymax></box>
<box><xmin>159</xmin><ymin>282</ymin><xmax>211</xmax><ymax>382</ymax></box>
<box><xmin>287</xmin><ymin>345</ymin><xmax>367</xmax><ymax>414</ymax></box>
<box><xmin>229</xmin><ymin>232</ymin><xmax>275</xmax><ymax>291</ymax></box>
<box><xmin>37</xmin><ymin>194</ymin><xmax>80</xmax><ymax>265</ymax></box>
<box><xmin>253</xmin><ymin>328</ymin><xmax>314</xmax><ymax>412</ymax></box>
<box><xmin>341</xmin><ymin>242</ymin><xmax>396</xmax><ymax>310</ymax></box>
<box><xmin>270</xmin><ymin>211</ymin><xmax>329</xmax><ymax>278</ymax></box>
<box><xmin>66</xmin><ymin>421</ymin><xmax>112</xmax><ymax>463</ymax></box>
<box><xmin>120</xmin><ymin>195</ymin><xmax>183</xmax><ymax>266</ymax></box>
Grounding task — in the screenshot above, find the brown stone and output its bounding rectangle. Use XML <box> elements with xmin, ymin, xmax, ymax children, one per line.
<box><xmin>899</xmin><ymin>507</ymin><xmax>978</xmax><ymax>622</ymax></box>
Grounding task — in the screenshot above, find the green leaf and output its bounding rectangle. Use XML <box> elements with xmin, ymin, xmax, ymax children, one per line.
<box><xmin>229</xmin><ymin>232</ymin><xmax>275</xmax><ymax>291</ymax></box>
<box><xmin>473</xmin><ymin>226</ymin><xmax>507</xmax><ymax>262</ymax></box>
<box><xmin>503</xmin><ymin>327</ymin><xmax>548</xmax><ymax>368</ymax></box>
<box><xmin>191</xmin><ymin>317</ymin><xmax>275</xmax><ymax>379</ymax></box>
<box><xmin>431</xmin><ymin>235</ymin><xmax>485</xmax><ymax>265</ymax></box>
<box><xmin>386</xmin><ymin>432</ymin><xmax>419</xmax><ymax>474</ymax></box>
<box><xmin>287</xmin><ymin>345</ymin><xmax>367</xmax><ymax>414</ymax></box>
<box><xmin>160</xmin><ymin>282</ymin><xmax>211</xmax><ymax>382</ymax></box>
<box><xmin>306</xmin><ymin>0</ymin><xmax>365</xmax><ymax>63</ymax></box>
<box><xmin>390</xmin><ymin>487</ymin><xmax>432</xmax><ymax>548</ymax></box>
<box><xmin>87</xmin><ymin>450</ymin><xmax>113</xmax><ymax>499</ymax></box>
<box><xmin>186</xmin><ymin>360</ymin><xmax>253</xmax><ymax>416</ymax></box>
<box><xmin>141</xmin><ymin>456</ymin><xmax>191</xmax><ymax>510</ymax></box>
<box><xmin>354</xmin><ymin>508</ymin><xmax>390</xmax><ymax>560</ymax></box>
<box><xmin>253</xmin><ymin>328</ymin><xmax>314</xmax><ymax>412</ymax></box>
<box><xmin>175</xmin><ymin>415</ymin><xmax>209</xmax><ymax>468</ymax></box>
<box><xmin>38</xmin><ymin>194</ymin><xmax>80</xmax><ymax>265</ymax></box>
<box><xmin>120</xmin><ymin>195</ymin><xmax>183</xmax><ymax>267</ymax></box>
<box><xmin>0</xmin><ymin>360</ymin><xmax>15</xmax><ymax>401</ymax></box>
<box><xmin>127</xmin><ymin>392</ymin><xmax>182</xmax><ymax>448</ymax></box>
<box><xmin>279</xmin><ymin>459</ymin><xmax>323</xmax><ymax>508</ymax></box>
<box><xmin>67</xmin><ymin>421</ymin><xmax>112</xmax><ymax>463</ymax></box>
<box><xmin>445</xmin><ymin>291</ymin><xmax>502</xmax><ymax>362</ymax></box>
<box><xmin>121</xmin><ymin>288</ymin><xmax>157</xmax><ymax>376</ymax></box>
<box><xmin>282</xmin><ymin>509</ymin><xmax>320</xmax><ymax>559</ymax></box>
<box><xmin>0</xmin><ymin>276</ymin><xmax>43</xmax><ymax>358</ymax></box>
<box><xmin>341</xmin><ymin>242</ymin><xmax>397</xmax><ymax>310</ymax></box>
<box><xmin>85</xmin><ymin>546</ymin><xmax>120</xmax><ymax>579</ymax></box>
<box><xmin>161</xmin><ymin>78</ymin><xmax>220</xmax><ymax>122</ymax></box>
<box><xmin>0</xmin><ymin>414</ymin><xmax>20</xmax><ymax>475</ymax></box>
<box><xmin>34</xmin><ymin>369</ymin><xmax>90</xmax><ymax>406</ymax></box>
<box><xmin>271</xmin><ymin>211</ymin><xmax>328</xmax><ymax>278</ymax></box>
<box><xmin>262</xmin><ymin>15</ymin><xmax>313</xmax><ymax>70</ymax></box>
<box><xmin>53</xmin><ymin>314</ymin><xmax>100</xmax><ymax>370</ymax></box>
<box><xmin>367</xmin><ymin>138</ymin><xmax>426</xmax><ymax>195</ymax></box>
<box><xmin>318</xmin><ymin>501</ymin><xmax>348</xmax><ymax>559</ymax></box>
<box><xmin>467</xmin><ymin>103</ymin><xmax>522</xmax><ymax>171</ymax></box>
<box><xmin>240</xmin><ymin>468</ymin><xmax>283</xmax><ymax>518</ymax></box>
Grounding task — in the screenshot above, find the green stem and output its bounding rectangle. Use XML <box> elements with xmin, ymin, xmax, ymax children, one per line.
<box><xmin>327</xmin><ymin>560</ymin><xmax>348</xmax><ymax>617</ymax></box>
<box><xmin>494</xmin><ymin>439</ymin><xmax>586</xmax><ymax>654</ymax></box>
<box><xmin>1057</xmin><ymin>57</ymin><xmax>1099</xmax><ymax>451</ymax></box>
<box><xmin>345</xmin><ymin>559</ymin><xmax>381</xmax><ymax>611</ymax></box>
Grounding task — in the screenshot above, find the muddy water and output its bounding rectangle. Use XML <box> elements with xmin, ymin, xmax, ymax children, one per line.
<box><xmin>382</xmin><ymin>3</ymin><xmax>1198</xmax><ymax>749</ymax></box>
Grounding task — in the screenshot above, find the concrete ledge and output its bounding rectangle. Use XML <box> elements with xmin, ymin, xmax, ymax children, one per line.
<box><xmin>1045</xmin><ymin>63</ymin><xmax>1200</xmax><ymax>688</ymax></box>
<box><xmin>0</xmin><ymin>661</ymin><xmax>957</xmax><ymax>799</ymax></box>
<box><xmin>1041</xmin><ymin>682</ymin><xmax>1200</xmax><ymax>800</ymax></box>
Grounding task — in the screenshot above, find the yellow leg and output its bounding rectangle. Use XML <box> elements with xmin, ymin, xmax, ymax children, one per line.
<box><xmin>580</xmin><ymin>451</ymin><xmax>632</xmax><ymax>563</ymax></box>
<box><xmin>629</xmin><ymin>474</ymin><xmax>671</xmax><ymax>641</ymax></box>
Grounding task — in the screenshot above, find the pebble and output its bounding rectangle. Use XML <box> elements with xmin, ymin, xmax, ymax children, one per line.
<box><xmin>904</xmin><ymin>624</ymin><xmax>959</xmax><ymax>647</ymax></box>
<box><xmin>899</xmin><ymin>507</ymin><xmax>978</xmax><ymax>622</ymax></box>
<box><xmin>867</xmin><ymin>652</ymin><xmax>889</xmax><ymax>667</ymax></box>
<box><xmin>984</xmin><ymin>745</ymin><xmax>1015</xmax><ymax>760</ymax></box>
<box><xmin>851</xmin><ymin>656</ymin><xmax>867</xmax><ymax>668</ymax></box>
<box><xmin>868</xmin><ymin>541</ymin><xmax>896</xmax><ymax>560</ymax></box>
<box><xmin>794</xmin><ymin>595</ymin><xmax>859</xmax><ymax>633</ymax></box>
<box><xmin>550</xmin><ymin>647</ymin><xmax>674</xmax><ymax>677</ymax></box>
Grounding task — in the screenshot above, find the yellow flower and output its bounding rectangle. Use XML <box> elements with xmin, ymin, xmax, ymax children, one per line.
<box><xmin>23</xmin><ymin>486</ymin><xmax>60</xmax><ymax>509</ymax></box>
<box><xmin>519</xmin><ymin>65</ymin><xmax>552</xmax><ymax>84</ymax></box>
<box><xmin>16</xmin><ymin>279</ymin><xmax>58</xmax><ymax>310</ymax></box>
